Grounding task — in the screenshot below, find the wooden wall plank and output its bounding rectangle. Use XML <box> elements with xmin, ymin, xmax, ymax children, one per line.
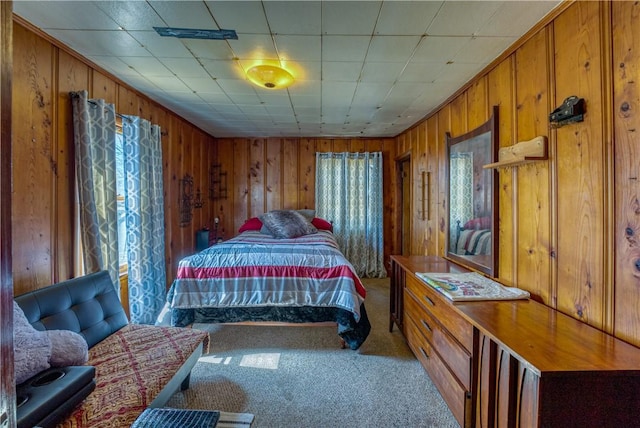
<box><xmin>215</xmin><ymin>138</ymin><xmax>235</xmax><ymax>241</ymax></box>
<box><xmin>467</xmin><ymin>77</ymin><xmax>488</xmax><ymax>130</ymax></box>
<box><xmin>249</xmin><ymin>138</ymin><xmax>265</xmax><ymax>217</ymax></box>
<box><xmin>416</xmin><ymin>123</ymin><xmax>428</xmax><ymax>255</ymax></box>
<box><xmin>298</xmin><ymin>138</ymin><xmax>315</xmax><ymax>209</ymax></box>
<box><xmin>12</xmin><ymin>24</ymin><xmax>55</xmax><ymax>292</ymax></box>
<box><xmin>425</xmin><ymin>115</ymin><xmax>439</xmax><ymax>256</ymax></box>
<box><xmin>487</xmin><ymin>57</ymin><xmax>516</xmax><ymax>286</ymax></box>
<box><xmin>437</xmin><ymin>106</ymin><xmax>451</xmax><ymax>257</ymax></box>
<box><xmin>282</xmin><ymin>138</ymin><xmax>299</xmax><ymax>210</ymax></box>
<box><xmin>266</xmin><ymin>138</ymin><xmax>282</xmax><ymax>212</ymax></box>
<box><xmin>233</xmin><ymin>139</ymin><xmax>249</xmax><ymax>233</ymax></box>
<box><xmin>333</xmin><ymin>138</ymin><xmax>349</xmax><ymax>153</ymax></box>
<box><xmin>553</xmin><ymin>1</ymin><xmax>606</xmax><ymax>327</ymax></box>
<box><xmin>92</xmin><ymin>71</ymin><xmax>116</xmax><ymax>104</ymax></box>
<box><xmin>612</xmin><ymin>0</ymin><xmax>640</xmax><ymax>346</ymax></box>
<box><xmin>514</xmin><ymin>28</ymin><xmax>552</xmax><ymax>304</ymax></box>
<box><xmin>56</xmin><ymin>50</ymin><xmax>89</xmax><ymax>282</ymax></box>
<box><xmin>450</xmin><ymin>94</ymin><xmax>467</xmax><ymax>137</ymax></box>
<box><xmin>1</xmin><ymin>3</ymin><xmax>15</xmax><ymax>425</ymax></box>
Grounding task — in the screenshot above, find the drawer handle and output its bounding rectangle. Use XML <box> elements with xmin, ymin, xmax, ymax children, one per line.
<box><xmin>423</xmin><ymin>295</ymin><xmax>435</xmax><ymax>306</ymax></box>
<box><xmin>421</xmin><ymin>319</ymin><xmax>432</xmax><ymax>332</ymax></box>
<box><xmin>419</xmin><ymin>347</ymin><xmax>430</xmax><ymax>359</ymax></box>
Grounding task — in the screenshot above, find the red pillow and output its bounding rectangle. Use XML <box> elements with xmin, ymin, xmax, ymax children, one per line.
<box><xmin>463</xmin><ymin>216</ymin><xmax>491</xmax><ymax>230</ymax></box>
<box><xmin>238</xmin><ymin>217</ymin><xmax>263</xmax><ymax>233</ymax></box>
<box><xmin>312</xmin><ymin>217</ymin><xmax>333</xmax><ymax>232</ymax></box>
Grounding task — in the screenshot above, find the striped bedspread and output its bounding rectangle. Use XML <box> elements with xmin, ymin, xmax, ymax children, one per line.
<box><xmin>169</xmin><ymin>231</ymin><xmax>366</xmax><ymax>322</ymax></box>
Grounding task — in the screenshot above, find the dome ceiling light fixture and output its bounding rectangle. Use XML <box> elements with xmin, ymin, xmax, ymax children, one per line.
<box><xmin>246</xmin><ymin>64</ymin><xmax>294</xmax><ymax>90</ymax></box>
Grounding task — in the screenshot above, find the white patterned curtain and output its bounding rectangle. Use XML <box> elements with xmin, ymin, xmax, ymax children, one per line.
<box><xmin>449</xmin><ymin>152</ymin><xmax>474</xmax><ymax>250</ymax></box>
<box><xmin>71</xmin><ymin>90</ymin><xmax>120</xmax><ymax>291</ymax></box>
<box><xmin>315</xmin><ymin>152</ymin><xmax>386</xmax><ymax>278</ymax></box>
<box><xmin>122</xmin><ymin>117</ymin><xmax>167</xmax><ymax>324</ymax></box>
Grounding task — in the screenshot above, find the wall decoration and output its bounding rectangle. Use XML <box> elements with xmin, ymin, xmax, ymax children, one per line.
<box><xmin>179</xmin><ymin>174</ymin><xmax>194</xmax><ymax>227</ymax></box>
<box><xmin>209</xmin><ymin>164</ymin><xmax>228</xmax><ymax>200</ymax></box>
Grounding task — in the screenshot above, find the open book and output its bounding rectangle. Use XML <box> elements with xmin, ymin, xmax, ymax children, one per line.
<box><xmin>416</xmin><ymin>272</ymin><xmax>530</xmax><ymax>302</ymax></box>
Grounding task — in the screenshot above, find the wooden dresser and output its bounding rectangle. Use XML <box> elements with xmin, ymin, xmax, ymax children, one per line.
<box><xmin>390</xmin><ymin>255</ymin><xmax>640</xmax><ymax>428</ymax></box>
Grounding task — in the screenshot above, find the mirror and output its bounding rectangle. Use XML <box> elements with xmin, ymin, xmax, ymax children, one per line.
<box><xmin>445</xmin><ymin>106</ymin><xmax>498</xmax><ymax>277</ymax></box>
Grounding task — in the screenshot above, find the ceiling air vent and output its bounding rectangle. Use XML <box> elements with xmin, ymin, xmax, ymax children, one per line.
<box><xmin>153</xmin><ymin>27</ymin><xmax>238</xmax><ymax>40</ymax></box>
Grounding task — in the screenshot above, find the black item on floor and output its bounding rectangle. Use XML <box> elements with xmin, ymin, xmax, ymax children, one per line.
<box><xmin>16</xmin><ymin>365</ymin><xmax>96</xmax><ymax>428</ymax></box>
<box><xmin>132</xmin><ymin>408</ymin><xmax>221</xmax><ymax>428</ymax></box>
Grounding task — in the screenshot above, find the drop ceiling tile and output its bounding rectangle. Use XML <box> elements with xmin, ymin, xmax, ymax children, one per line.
<box><xmin>266</xmin><ymin>106</ymin><xmax>295</xmax><ymax>117</ymax></box>
<box><xmin>198</xmin><ymin>92</ymin><xmax>231</xmax><ymax>104</ymax></box>
<box><xmin>87</xmin><ymin>56</ymin><xmax>141</xmax><ymax>77</ymax></box>
<box><xmin>160</xmin><ymin>90</ymin><xmax>205</xmax><ymax>103</ymax></box>
<box><xmin>275</xmin><ymin>35</ymin><xmax>321</xmax><ymax>62</ymax></box>
<box><xmin>322</xmin><ymin>82</ymin><xmax>357</xmax><ymax>107</ymax></box>
<box><xmin>206</xmin><ymin>1</ymin><xmax>270</xmax><ymax>34</ymax></box>
<box><xmin>159</xmin><ymin>58</ymin><xmax>209</xmax><ymax>78</ymax></box>
<box><xmin>216</xmin><ymin>78</ymin><xmax>257</xmax><ymax>94</ymax></box>
<box><xmin>294</xmin><ymin>106</ymin><xmax>321</xmax><ymax>116</ymax></box>
<box><xmin>453</xmin><ymin>36</ymin><xmax>516</xmax><ymax>64</ymax></box>
<box><xmin>95</xmin><ymin>1</ymin><xmax>165</xmax><ymax>31</ymax></box>
<box><xmin>322</xmin><ymin>1</ymin><xmax>381</xmax><ymax>35</ymax></box>
<box><xmin>238</xmin><ymin>105</ymin><xmax>268</xmax><ymax>115</ymax></box>
<box><xmin>288</xmin><ymin>81</ymin><xmax>321</xmax><ymax>97</ymax></box>
<box><xmin>411</xmin><ymin>36</ymin><xmax>469</xmax><ymax>63</ymax></box>
<box><xmin>399</xmin><ymin>61</ymin><xmax>445</xmax><ymax>83</ymax></box>
<box><xmin>366</xmin><ymin>36</ymin><xmax>422</xmax><ymax>63</ymax></box>
<box><xmin>322</xmin><ymin>62</ymin><xmax>363</xmax><ymax>82</ymax></box>
<box><xmin>433</xmin><ymin>62</ymin><xmax>480</xmax><ymax>84</ymax></box>
<box><xmin>352</xmin><ymin>82</ymin><xmax>393</xmax><ymax>106</ymax></box>
<box><xmin>322</xmin><ymin>36</ymin><xmax>371</xmax><ymax>62</ymax></box>
<box><xmin>478</xmin><ymin>1</ymin><xmax>561</xmax><ymax>37</ymax></box>
<box><xmin>288</xmin><ymin>61</ymin><xmax>321</xmax><ymax>81</ymax></box>
<box><xmin>264</xmin><ymin>1</ymin><xmax>321</xmax><ymax>35</ymax></box>
<box><xmin>144</xmin><ymin>76</ymin><xmax>191</xmax><ymax>92</ymax></box>
<box><xmin>228</xmin><ymin>34</ymin><xmax>278</xmax><ymax>60</ymax></box>
<box><xmin>291</xmin><ymin>95</ymin><xmax>321</xmax><ymax>109</ymax></box>
<box><xmin>427</xmin><ymin>1</ymin><xmax>503</xmax><ymax>36</ymax></box>
<box><xmin>360</xmin><ymin>62</ymin><xmax>406</xmax><ymax>83</ymax></box>
<box><xmin>257</xmin><ymin>93</ymin><xmax>292</xmax><ymax>107</ymax></box>
<box><xmin>181</xmin><ymin>77</ymin><xmax>220</xmax><ymax>93</ymax></box>
<box><xmin>148</xmin><ymin>1</ymin><xmax>219</xmax><ymax>30</ymax></box>
<box><xmin>181</xmin><ymin>38</ymin><xmax>236</xmax><ymax>61</ymax></box>
<box><xmin>386</xmin><ymin>82</ymin><xmax>427</xmax><ymax>103</ymax></box>
<box><xmin>375</xmin><ymin>1</ymin><xmax>443</xmax><ymax>35</ymax></box>
<box><xmin>128</xmin><ymin>31</ymin><xmax>193</xmax><ymax>58</ymax></box>
<box><xmin>13</xmin><ymin>1</ymin><xmax>119</xmax><ymax>30</ymax></box>
<box><xmin>226</xmin><ymin>93</ymin><xmax>263</xmax><ymax>105</ymax></box>
<box><xmin>201</xmin><ymin>59</ymin><xmax>245</xmax><ymax>79</ymax></box>
<box><xmin>44</xmin><ymin>29</ymin><xmax>150</xmax><ymax>57</ymax></box>
<box><xmin>121</xmin><ymin>57</ymin><xmax>174</xmax><ymax>77</ymax></box>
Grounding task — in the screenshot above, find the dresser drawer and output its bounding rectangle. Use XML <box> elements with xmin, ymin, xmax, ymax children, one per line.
<box><xmin>404</xmin><ymin>289</ymin><xmax>472</xmax><ymax>390</ymax></box>
<box><xmin>406</xmin><ymin>273</ymin><xmax>474</xmax><ymax>351</ymax></box>
<box><xmin>405</xmin><ymin>314</ymin><xmax>471</xmax><ymax>428</ymax></box>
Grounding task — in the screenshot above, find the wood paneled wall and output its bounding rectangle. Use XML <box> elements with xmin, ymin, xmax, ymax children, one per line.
<box><xmin>395</xmin><ymin>1</ymin><xmax>640</xmax><ymax>347</ymax></box>
<box><xmin>212</xmin><ymin>138</ymin><xmax>396</xmax><ymax>270</ymax></box>
<box><xmin>10</xmin><ymin>19</ymin><xmax>215</xmax><ymax>296</ymax></box>
<box><xmin>1</xmin><ymin>2</ymin><xmax>15</xmax><ymax>426</ymax></box>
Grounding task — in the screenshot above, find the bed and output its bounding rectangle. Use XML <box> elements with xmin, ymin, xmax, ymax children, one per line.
<box><xmin>165</xmin><ymin>211</ymin><xmax>371</xmax><ymax>350</ymax></box>
<box><xmin>452</xmin><ymin>216</ymin><xmax>492</xmax><ymax>256</ymax></box>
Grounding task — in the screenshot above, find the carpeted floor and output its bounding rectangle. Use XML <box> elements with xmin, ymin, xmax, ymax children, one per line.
<box><xmin>165</xmin><ymin>278</ymin><xmax>459</xmax><ymax>428</ymax></box>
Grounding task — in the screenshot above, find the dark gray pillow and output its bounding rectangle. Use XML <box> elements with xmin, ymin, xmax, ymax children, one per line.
<box><xmin>296</xmin><ymin>209</ymin><xmax>315</xmax><ymax>220</ymax></box>
<box><xmin>259</xmin><ymin>210</ymin><xmax>318</xmax><ymax>239</ymax></box>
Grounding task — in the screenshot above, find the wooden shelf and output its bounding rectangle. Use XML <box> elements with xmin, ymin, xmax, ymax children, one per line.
<box><xmin>483</xmin><ymin>136</ymin><xmax>547</xmax><ymax>169</ymax></box>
